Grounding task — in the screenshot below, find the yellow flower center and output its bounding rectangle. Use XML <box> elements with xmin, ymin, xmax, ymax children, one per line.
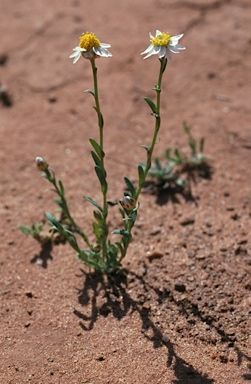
<box><xmin>151</xmin><ymin>32</ymin><xmax>171</xmax><ymax>46</ymax></box>
<box><xmin>79</xmin><ymin>32</ymin><xmax>100</xmax><ymax>51</ymax></box>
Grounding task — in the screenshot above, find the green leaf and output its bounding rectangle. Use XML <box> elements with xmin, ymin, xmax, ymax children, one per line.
<box><xmin>93</xmin><ymin>222</ymin><xmax>101</xmax><ymax>239</ymax></box>
<box><xmin>93</xmin><ymin>107</ymin><xmax>104</xmax><ymax>128</ymax></box>
<box><xmin>19</xmin><ymin>225</ymin><xmax>31</xmax><ymax>235</ymax></box>
<box><xmin>89</xmin><ymin>138</ymin><xmax>104</xmax><ymax>159</ymax></box>
<box><xmin>115</xmin><ymin>241</ymin><xmax>125</xmax><ymax>257</ymax></box>
<box><xmin>95</xmin><ymin>166</ymin><xmax>107</xmax><ymax>193</ymax></box>
<box><xmin>189</xmin><ymin>140</ymin><xmax>196</xmax><ymax>156</ymax></box>
<box><xmin>130</xmin><ymin>210</ymin><xmax>138</xmax><ymax>227</ymax></box>
<box><xmin>164</xmin><ymin>148</ymin><xmax>172</xmax><ymax>160</ymax></box>
<box><xmin>84</xmin><ymin>196</ymin><xmax>103</xmax><ymax>212</ymax></box>
<box><xmin>58</xmin><ymin>180</ymin><xmax>65</xmax><ymax>196</ymax></box>
<box><xmin>46</xmin><ymin>212</ymin><xmax>63</xmax><ymax>231</ymax></box>
<box><xmin>67</xmin><ymin>236</ymin><xmax>80</xmax><ymax>253</ymax></box>
<box><xmin>93</xmin><ymin>210</ymin><xmax>103</xmax><ymax>222</ymax></box>
<box><xmin>124</xmin><ymin>177</ymin><xmax>136</xmax><ymax>198</ymax></box>
<box><xmin>138</xmin><ymin>164</ymin><xmax>145</xmax><ymax>187</ymax></box>
<box><xmin>174</xmin><ymin>149</ymin><xmax>183</xmax><ymax>164</ymax></box>
<box><xmin>144</xmin><ymin>97</ymin><xmax>158</xmax><ymax>114</ymax></box>
<box><xmin>84</xmin><ymin>89</ymin><xmax>95</xmax><ymax>97</ymax></box>
<box><xmin>91</xmin><ymin>150</ymin><xmax>102</xmax><ymax>168</ymax></box>
<box><xmin>112</xmin><ymin>229</ymin><xmax>131</xmax><ymax>237</ymax></box>
<box><xmin>141</xmin><ymin>145</ymin><xmax>149</xmax><ymax>154</ymax></box>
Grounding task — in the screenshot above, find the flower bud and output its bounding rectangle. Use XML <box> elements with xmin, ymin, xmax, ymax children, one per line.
<box><xmin>36</xmin><ymin>157</ymin><xmax>48</xmax><ymax>172</ymax></box>
<box><xmin>120</xmin><ymin>196</ymin><xmax>136</xmax><ymax>210</ymax></box>
<box><xmin>93</xmin><ymin>243</ymin><xmax>101</xmax><ymax>253</ymax></box>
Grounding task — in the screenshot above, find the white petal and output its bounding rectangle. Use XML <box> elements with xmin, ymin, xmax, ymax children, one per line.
<box><xmin>166</xmin><ymin>48</ymin><xmax>172</xmax><ymax>60</ymax></box>
<box><xmin>73</xmin><ymin>56</ymin><xmax>80</xmax><ymax>64</ymax></box>
<box><xmin>141</xmin><ymin>44</ymin><xmax>154</xmax><ymax>55</ymax></box>
<box><xmin>156</xmin><ymin>30</ymin><xmax>162</xmax><ymax>36</ymax></box>
<box><xmin>169</xmin><ymin>45</ymin><xmax>180</xmax><ymax>53</ymax></box>
<box><xmin>69</xmin><ymin>48</ymin><xmax>83</xmax><ymax>63</ymax></box>
<box><xmin>142</xmin><ymin>47</ymin><xmax>156</xmax><ymax>59</ymax></box>
<box><xmin>100</xmin><ymin>43</ymin><xmax>111</xmax><ymax>48</ymax></box>
<box><xmin>149</xmin><ymin>32</ymin><xmax>154</xmax><ymax>38</ymax></box>
<box><xmin>142</xmin><ymin>52</ymin><xmax>153</xmax><ymax>59</ymax></box>
<box><xmin>158</xmin><ymin>46</ymin><xmax>167</xmax><ymax>58</ymax></box>
<box><xmin>73</xmin><ymin>46</ymin><xmax>86</xmax><ymax>52</ymax></box>
<box><xmin>94</xmin><ymin>47</ymin><xmax>106</xmax><ymax>56</ymax></box>
<box><xmin>175</xmin><ymin>44</ymin><xmax>186</xmax><ymax>50</ymax></box>
<box><xmin>170</xmin><ymin>34</ymin><xmax>184</xmax><ymax>44</ymax></box>
<box><xmin>72</xmin><ymin>54</ymin><xmax>81</xmax><ymax>64</ymax></box>
<box><xmin>94</xmin><ymin>47</ymin><xmax>112</xmax><ymax>57</ymax></box>
<box><xmin>143</xmin><ymin>45</ymin><xmax>162</xmax><ymax>59</ymax></box>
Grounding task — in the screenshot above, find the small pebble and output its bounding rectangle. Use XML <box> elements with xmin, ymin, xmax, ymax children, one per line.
<box><xmin>162</xmin><ymin>334</ymin><xmax>169</xmax><ymax>343</ymax></box>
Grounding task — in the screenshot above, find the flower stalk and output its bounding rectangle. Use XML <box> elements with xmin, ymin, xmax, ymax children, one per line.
<box><xmin>135</xmin><ymin>57</ymin><xmax>167</xmax><ymax>201</ymax></box>
<box><xmin>89</xmin><ymin>58</ymin><xmax>108</xmax><ymax>261</ymax></box>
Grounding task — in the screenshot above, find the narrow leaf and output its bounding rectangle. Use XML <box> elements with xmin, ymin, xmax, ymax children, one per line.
<box><xmin>84</xmin><ymin>196</ymin><xmax>103</xmax><ymax>212</ymax></box>
<box><xmin>174</xmin><ymin>149</ymin><xmax>183</xmax><ymax>163</ymax></box>
<box><xmin>141</xmin><ymin>144</ymin><xmax>150</xmax><ymax>153</ymax></box>
<box><xmin>84</xmin><ymin>89</ymin><xmax>95</xmax><ymax>97</ymax></box>
<box><xmin>95</xmin><ymin>166</ymin><xmax>107</xmax><ymax>190</ymax></box>
<box><xmin>89</xmin><ymin>138</ymin><xmax>104</xmax><ymax>158</ymax></box>
<box><xmin>19</xmin><ymin>225</ymin><xmax>31</xmax><ymax>235</ymax></box>
<box><xmin>112</xmin><ymin>229</ymin><xmax>131</xmax><ymax>237</ymax></box>
<box><xmin>93</xmin><ymin>107</ymin><xmax>104</xmax><ymax>128</ymax></box>
<box><xmin>144</xmin><ymin>97</ymin><xmax>158</xmax><ymax>114</ymax></box>
<box><xmin>93</xmin><ymin>210</ymin><xmax>103</xmax><ymax>223</ymax></box>
<box><xmin>91</xmin><ymin>150</ymin><xmax>102</xmax><ymax>168</ymax></box>
<box><xmin>138</xmin><ymin>164</ymin><xmax>145</xmax><ymax>186</ymax></box>
<box><xmin>93</xmin><ymin>222</ymin><xmax>101</xmax><ymax>239</ymax></box>
<box><xmin>124</xmin><ymin>177</ymin><xmax>136</xmax><ymax>198</ymax></box>
<box><xmin>46</xmin><ymin>212</ymin><xmax>64</xmax><ymax>232</ymax></box>
<box><xmin>115</xmin><ymin>241</ymin><xmax>125</xmax><ymax>256</ymax></box>
<box><xmin>58</xmin><ymin>180</ymin><xmax>65</xmax><ymax>196</ymax></box>
<box><xmin>189</xmin><ymin>140</ymin><xmax>196</xmax><ymax>156</ymax></box>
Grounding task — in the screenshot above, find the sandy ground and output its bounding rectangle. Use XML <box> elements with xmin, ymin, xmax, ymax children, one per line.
<box><xmin>0</xmin><ymin>0</ymin><xmax>250</xmax><ymax>383</ymax></box>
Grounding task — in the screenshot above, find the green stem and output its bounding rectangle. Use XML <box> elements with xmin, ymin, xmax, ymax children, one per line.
<box><xmin>90</xmin><ymin>58</ymin><xmax>108</xmax><ymax>260</ymax></box>
<box><xmin>135</xmin><ymin>57</ymin><xmax>166</xmax><ymax>201</ymax></box>
<box><xmin>91</xmin><ymin>59</ymin><xmax>104</xmax><ymax>155</ymax></box>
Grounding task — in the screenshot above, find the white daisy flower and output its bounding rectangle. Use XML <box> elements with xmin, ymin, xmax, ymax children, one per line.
<box><xmin>141</xmin><ymin>30</ymin><xmax>185</xmax><ymax>60</ymax></box>
<box><xmin>69</xmin><ymin>32</ymin><xmax>112</xmax><ymax>63</ymax></box>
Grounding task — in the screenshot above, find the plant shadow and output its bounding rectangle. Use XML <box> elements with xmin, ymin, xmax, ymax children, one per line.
<box><xmin>144</xmin><ymin>163</ymin><xmax>213</xmax><ymax>206</ymax></box>
<box><xmin>30</xmin><ymin>241</ymin><xmax>53</xmax><ymax>268</ymax></box>
<box><xmin>74</xmin><ymin>267</ymin><xmax>214</xmax><ymax>383</ymax></box>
